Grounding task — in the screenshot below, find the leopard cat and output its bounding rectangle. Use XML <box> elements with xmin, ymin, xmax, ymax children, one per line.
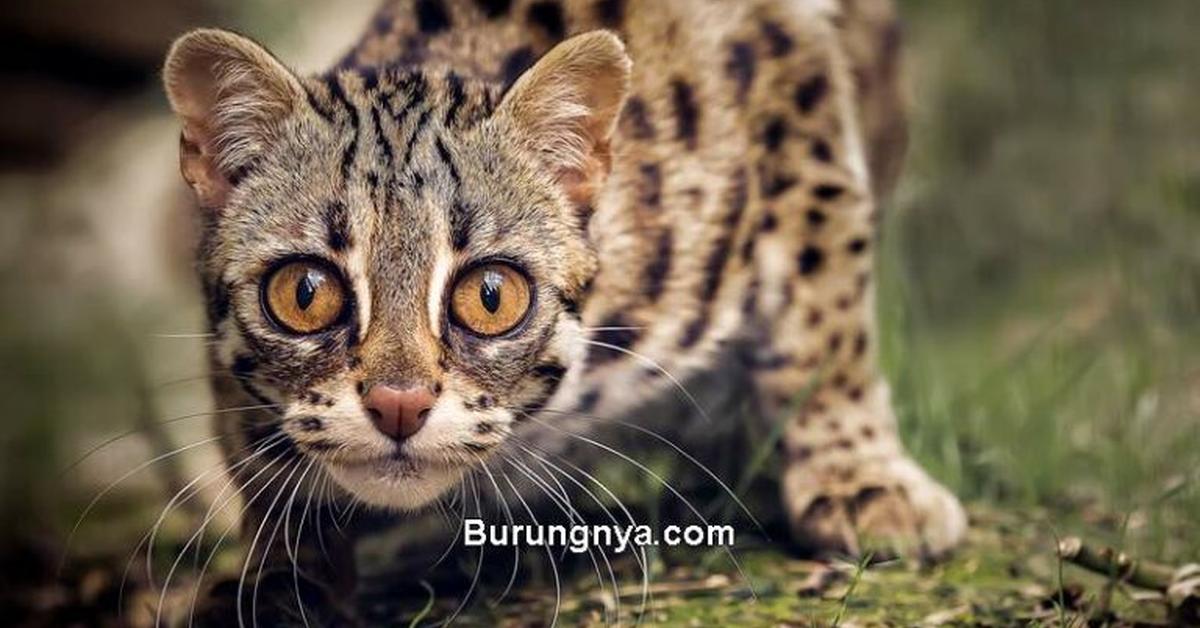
<box><xmin>161</xmin><ymin>0</ymin><xmax>966</xmax><ymax>623</ymax></box>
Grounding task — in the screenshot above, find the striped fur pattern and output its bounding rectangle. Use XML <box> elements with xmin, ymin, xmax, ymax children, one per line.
<box><xmin>162</xmin><ymin>0</ymin><xmax>965</xmax><ymax>622</ymax></box>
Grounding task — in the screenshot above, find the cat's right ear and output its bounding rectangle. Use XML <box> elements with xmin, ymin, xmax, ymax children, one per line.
<box><xmin>162</xmin><ymin>29</ymin><xmax>303</xmax><ymax>209</ymax></box>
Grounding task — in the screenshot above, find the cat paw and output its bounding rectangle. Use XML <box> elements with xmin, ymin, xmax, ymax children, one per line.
<box><xmin>187</xmin><ymin>570</ymin><xmax>358</xmax><ymax>628</ymax></box>
<box><xmin>781</xmin><ymin>455</ymin><xmax>967</xmax><ymax>561</ymax></box>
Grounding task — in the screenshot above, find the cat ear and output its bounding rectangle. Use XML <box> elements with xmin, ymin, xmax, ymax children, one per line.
<box><xmin>496</xmin><ymin>30</ymin><xmax>632</xmax><ymax>206</ymax></box>
<box><xmin>162</xmin><ymin>29</ymin><xmax>304</xmax><ymax>209</ymax></box>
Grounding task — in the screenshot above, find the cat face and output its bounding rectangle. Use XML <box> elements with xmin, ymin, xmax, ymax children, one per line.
<box><xmin>164</xmin><ymin>29</ymin><xmax>630</xmax><ymax>509</ymax></box>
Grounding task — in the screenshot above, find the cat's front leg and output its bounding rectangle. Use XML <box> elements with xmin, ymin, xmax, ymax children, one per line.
<box><xmin>188</xmin><ymin>496</ymin><xmax>360</xmax><ymax>627</ymax></box>
<box><xmin>746</xmin><ymin>309</ymin><xmax>967</xmax><ymax>560</ymax></box>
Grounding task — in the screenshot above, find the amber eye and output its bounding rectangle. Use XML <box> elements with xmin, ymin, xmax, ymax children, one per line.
<box><xmin>450</xmin><ymin>263</ymin><xmax>532</xmax><ymax>337</ymax></box>
<box><xmin>262</xmin><ymin>260</ymin><xmax>346</xmax><ymax>334</ymax></box>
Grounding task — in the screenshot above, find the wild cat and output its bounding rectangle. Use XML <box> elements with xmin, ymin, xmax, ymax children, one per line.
<box><xmin>161</xmin><ymin>0</ymin><xmax>966</xmax><ymax>622</ymax></box>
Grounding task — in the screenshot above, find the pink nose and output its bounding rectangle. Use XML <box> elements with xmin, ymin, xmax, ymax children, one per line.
<box><xmin>364</xmin><ymin>384</ymin><xmax>435</xmax><ymax>440</ymax></box>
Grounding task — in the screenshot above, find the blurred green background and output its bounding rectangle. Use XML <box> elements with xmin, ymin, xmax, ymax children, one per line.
<box><xmin>0</xmin><ymin>0</ymin><xmax>1197</xmax><ymax>623</ymax></box>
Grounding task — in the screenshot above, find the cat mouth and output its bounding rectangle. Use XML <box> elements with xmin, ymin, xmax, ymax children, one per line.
<box><xmin>321</xmin><ymin>449</ymin><xmax>465</xmax><ymax>510</ymax></box>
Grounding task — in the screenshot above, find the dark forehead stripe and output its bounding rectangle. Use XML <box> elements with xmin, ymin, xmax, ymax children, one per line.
<box><xmin>444</xmin><ymin>72</ymin><xmax>465</xmax><ymax>126</ymax></box>
<box><xmin>434</xmin><ymin>136</ymin><xmax>461</xmax><ymax>185</ymax></box>
<box><xmin>325</xmin><ymin>200</ymin><xmax>352</xmax><ymax>252</ymax></box>
<box><xmin>301</xmin><ymin>82</ymin><xmax>336</xmax><ymax>124</ymax></box>
<box><xmin>450</xmin><ymin>201</ymin><xmax>474</xmax><ymax>250</ymax></box>
<box><xmin>528</xmin><ymin>1</ymin><xmax>567</xmax><ymax>40</ymax></box>
<box><xmin>323</xmin><ymin>74</ymin><xmax>361</xmax><ymax>183</ymax></box>
<box><xmin>400</xmin><ymin>107</ymin><xmax>432</xmax><ymax>168</ymax></box>
<box><xmin>415</xmin><ymin>0</ymin><xmax>452</xmax><ymax>33</ymax></box>
<box><xmin>370</xmin><ymin>105</ymin><xmax>394</xmax><ymax>171</ymax></box>
<box><xmin>389</xmin><ymin>72</ymin><xmax>429</xmax><ymax>123</ymax></box>
<box><xmin>670</xmin><ymin>79</ymin><xmax>699</xmax><ymax>151</ymax></box>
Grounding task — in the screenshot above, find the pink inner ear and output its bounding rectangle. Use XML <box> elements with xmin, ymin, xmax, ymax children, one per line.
<box><xmin>558</xmin><ymin>139</ymin><xmax>613</xmax><ymax>209</ymax></box>
<box><xmin>179</xmin><ymin>123</ymin><xmax>233</xmax><ymax>210</ymax></box>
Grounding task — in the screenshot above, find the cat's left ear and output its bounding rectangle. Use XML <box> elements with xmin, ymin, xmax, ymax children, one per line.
<box><xmin>496</xmin><ymin>31</ymin><xmax>632</xmax><ymax>206</ymax></box>
<box><xmin>162</xmin><ymin>29</ymin><xmax>304</xmax><ymax>209</ymax></box>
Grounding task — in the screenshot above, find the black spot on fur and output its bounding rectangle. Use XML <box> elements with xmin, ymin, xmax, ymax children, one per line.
<box><xmin>206</xmin><ymin>281</ymin><xmax>231</xmax><ymax>323</ymax></box>
<box><xmin>415</xmin><ymin>0</ymin><xmax>452</xmax><ymax>33</ymax></box>
<box><xmin>761</xmin><ymin>212</ymin><xmax>779</xmax><ymax>232</ymax></box>
<box><xmin>700</xmin><ymin>235</ymin><xmax>733</xmax><ymax>301</ymax></box>
<box><xmin>297</xmin><ymin>416</ymin><xmax>324</xmax><ymax>432</ymax></box>
<box><xmin>325</xmin><ymin>200</ymin><xmax>351</xmax><ymax>251</ymax></box>
<box><xmin>232</xmin><ymin>354</ymin><xmax>256</xmax><ymax>379</ymax></box>
<box><xmin>806</xmin><ymin>208</ymin><xmax>827</xmax><ymax>227</ymax></box>
<box><xmin>725</xmin><ymin>167</ymin><xmax>749</xmax><ymax>225</ymax></box>
<box><xmin>577</xmin><ymin>388</ymin><xmax>601</xmax><ymax>412</ymax></box>
<box><xmin>763</xmin><ymin>117</ymin><xmax>787</xmax><ymax>151</ymax></box>
<box><xmin>593</xmin><ymin>0</ymin><xmax>624</xmax><ymax>27</ymax></box>
<box><xmin>759</xmin><ymin>162</ymin><xmax>798</xmax><ymax>198</ymax></box>
<box><xmin>678</xmin><ymin>313</ymin><xmax>708</xmax><ymax>348</ymax></box>
<box><xmin>797</xmin><ymin>246</ymin><xmax>825</xmax><ymax>275</ymax></box>
<box><xmin>303</xmin><ymin>440</ymin><xmax>339</xmax><ymax>453</ymax></box>
<box><xmin>500</xmin><ymin>46</ymin><xmax>536</xmax><ymax>91</ymax></box>
<box><xmin>811</xmin><ymin>138</ymin><xmax>833</xmax><ymax>162</ymax></box>
<box><xmin>853</xmin><ymin>331</ymin><xmax>869</xmax><ymax>357</ymax></box>
<box><xmin>795</xmin><ymin>74</ymin><xmax>829</xmax><ymax>114</ymax></box>
<box><xmin>533</xmin><ymin>363</ymin><xmax>567</xmax><ymax>381</ymax></box>
<box><xmin>591</xmin><ymin>313</ymin><xmax>641</xmax><ymax>353</ymax></box>
<box><xmin>474</xmin><ymin>0</ymin><xmax>511</xmax><ymax>18</ymax></box>
<box><xmin>670</xmin><ymin>79</ymin><xmax>699</xmax><ymax>150</ymax></box>
<box><xmin>813</xmin><ymin>183</ymin><xmax>844</xmax><ymax>200</ymax></box>
<box><xmin>760</xmin><ymin>21</ymin><xmax>794</xmax><ymax>56</ymax></box>
<box><xmin>725</xmin><ymin>42</ymin><xmax>756</xmax><ymax>102</ymax></box>
<box><xmin>622</xmin><ymin>96</ymin><xmax>655</xmax><ymax>140</ymax></box>
<box><xmin>638</xmin><ymin>162</ymin><xmax>662</xmax><ymax>207</ymax></box>
<box><xmin>828</xmin><ymin>332</ymin><xmax>843</xmax><ymax>353</ymax></box>
<box><xmin>644</xmin><ymin>230</ymin><xmax>672</xmax><ymax>301</ymax></box>
<box><xmin>527</xmin><ymin>1</ymin><xmax>566</xmax><ymax>40</ymax></box>
<box><xmin>847</xmin><ymin>237</ymin><xmax>869</xmax><ymax>254</ymax></box>
<box><xmin>474</xmin><ymin>421</ymin><xmax>496</xmax><ymax>435</ymax></box>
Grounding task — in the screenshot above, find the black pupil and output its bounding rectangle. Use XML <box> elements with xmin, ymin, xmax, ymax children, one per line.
<box><xmin>296</xmin><ymin>270</ymin><xmax>321</xmax><ymax>310</ymax></box>
<box><xmin>480</xmin><ymin>270</ymin><xmax>503</xmax><ymax>314</ymax></box>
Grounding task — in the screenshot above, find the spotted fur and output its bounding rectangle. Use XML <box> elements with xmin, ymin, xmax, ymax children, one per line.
<box><xmin>164</xmin><ymin>0</ymin><xmax>965</xmax><ymax>622</ymax></box>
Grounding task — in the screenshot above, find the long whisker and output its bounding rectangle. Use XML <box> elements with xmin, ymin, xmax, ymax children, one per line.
<box><xmin>505</xmin><ymin>455</ymin><xmax>615</xmax><ymax>625</ymax></box>
<box><xmin>252</xmin><ymin>458</ymin><xmax>315</xmax><ymax>627</ymax></box>
<box><xmin>473</xmin><ymin>456</ymin><xmax>521</xmax><ymax>605</ymax></box>
<box><xmin>512</xmin><ymin>439</ymin><xmax>642</xmax><ymax>622</ymax></box>
<box><xmin>581</xmin><ymin>339</ymin><xmax>712</xmax><ymax>423</ymax></box>
<box><xmin>520</xmin><ymin>412</ymin><xmax>757</xmax><ymax>602</ymax></box>
<box><xmin>500</xmin><ymin>467</ymin><xmax>561</xmax><ymax>628</ymax></box>
<box><xmin>62</xmin><ymin>433</ymin><xmax>228</xmax><ymax>575</ymax></box>
<box><xmin>151</xmin><ymin>433</ymin><xmax>290</xmax><ymax>625</ymax></box>
<box><xmin>61</xmin><ymin>402</ymin><xmax>281</xmax><ymax>475</ymax></box>
<box><xmin>439</xmin><ymin>472</ymin><xmax>486</xmax><ymax>627</ymax></box>
<box><xmin>187</xmin><ymin>447</ymin><xmax>299</xmax><ymax>628</ymax></box>
<box><xmin>538</xmin><ymin>407</ymin><xmax>766</xmax><ymax>536</ymax></box>
<box><xmin>237</xmin><ymin>458</ymin><xmax>303</xmax><ymax>628</ymax></box>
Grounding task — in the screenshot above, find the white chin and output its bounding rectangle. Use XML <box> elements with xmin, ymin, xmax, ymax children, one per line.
<box><xmin>325</xmin><ymin>459</ymin><xmax>463</xmax><ymax>511</ymax></box>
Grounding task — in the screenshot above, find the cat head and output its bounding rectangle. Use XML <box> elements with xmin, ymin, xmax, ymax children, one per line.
<box><xmin>162</xmin><ymin>29</ymin><xmax>631</xmax><ymax>509</ymax></box>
